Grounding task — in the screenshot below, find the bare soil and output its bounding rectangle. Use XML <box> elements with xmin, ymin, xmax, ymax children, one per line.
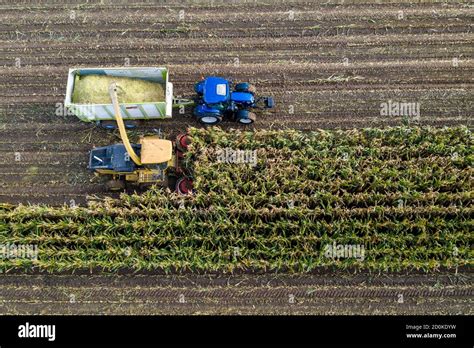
<box><xmin>0</xmin><ymin>272</ymin><xmax>471</xmax><ymax>315</ymax></box>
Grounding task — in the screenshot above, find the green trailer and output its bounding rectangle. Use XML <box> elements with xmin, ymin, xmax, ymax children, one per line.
<box><xmin>64</xmin><ymin>67</ymin><xmax>193</xmax><ymax>128</ymax></box>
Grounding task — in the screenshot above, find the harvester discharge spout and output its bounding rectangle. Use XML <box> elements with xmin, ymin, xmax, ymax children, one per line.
<box><xmin>108</xmin><ymin>82</ymin><xmax>142</xmax><ymax>166</ymax></box>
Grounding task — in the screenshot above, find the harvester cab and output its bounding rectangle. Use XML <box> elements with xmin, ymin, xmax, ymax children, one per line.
<box><xmin>88</xmin><ymin>82</ymin><xmax>193</xmax><ymax>193</ymax></box>
<box><xmin>193</xmin><ymin>77</ymin><xmax>274</xmax><ymax>125</ymax></box>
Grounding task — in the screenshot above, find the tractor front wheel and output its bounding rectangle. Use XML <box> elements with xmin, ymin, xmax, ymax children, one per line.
<box><xmin>235</xmin><ymin>83</ymin><xmax>256</xmax><ymax>95</ymax></box>
<box><xmin>105</xmin><ymin>179</ymin><xmax>125</xmax><ymax>191</ymax></box>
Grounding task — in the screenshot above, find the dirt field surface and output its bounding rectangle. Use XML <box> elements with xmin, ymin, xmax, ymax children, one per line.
<box><xmin>0</xmin><ymin>271</ymin><xmax>472</xmax><ymax>315</ymax></box>
<box><xmin>0</xmin><ymin>0</ymin><xmax>472</xmax><ymax>205</ymax></box>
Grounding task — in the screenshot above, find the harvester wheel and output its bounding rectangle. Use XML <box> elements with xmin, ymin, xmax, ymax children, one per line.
<box><xmin>166</xmin><ymin>175</ymin><xmax>178</xmax><ymax>191</ymax></box>
<box><xmin>176</xmin><ymin>134</ymin><xmax>192</xmax><ymax>153</ymax></box>
<box><xmin>105</xmin><ymin>179</ymin><xmax>125</xmax><ymax>191</ymax></box>
<box><xmin>176</xmin><ymin>178</ymin><xmax>193</xmax><ymax>195</ymax></box>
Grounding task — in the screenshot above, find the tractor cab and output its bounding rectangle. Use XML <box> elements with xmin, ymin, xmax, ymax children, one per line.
<box><xmin>199</xmin><ymin>77</ymin><xmax>230</xmax><ymax>105</ymax></box>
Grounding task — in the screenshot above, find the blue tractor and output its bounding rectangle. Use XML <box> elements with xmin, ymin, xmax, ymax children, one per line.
<box><xmin>193</xmin><ymin>77</ymin><xmax>274</xmax><ymax>125</ymax></box>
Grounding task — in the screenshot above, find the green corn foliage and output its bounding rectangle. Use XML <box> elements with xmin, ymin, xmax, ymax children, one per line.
<box><xmin>0</xmin><ymin>126</ymin><xmax>472</xmax><ymax>273</ymax></box>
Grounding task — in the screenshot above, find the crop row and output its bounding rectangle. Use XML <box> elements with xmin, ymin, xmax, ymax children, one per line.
<box><xmin>0</xmin><ymin>126</ymin><xmax>472</xmax><ymax>272</ymax></box>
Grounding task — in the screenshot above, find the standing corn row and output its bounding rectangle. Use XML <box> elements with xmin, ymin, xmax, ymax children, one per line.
<box><xmin>0</xmin><ymin>126</ymin><xmax>472</xmax><ymax>272</ymax></box>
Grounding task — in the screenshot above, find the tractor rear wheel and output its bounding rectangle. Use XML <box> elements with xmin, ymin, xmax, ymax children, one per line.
<box><xmin>105</xmin><ymin>179</ymin><xmax>125</xmax><ymax>191</ymax></box>
<box><xmin>198</xmin><ymin>115</ymin><xmax>222</xmax><ymax>125</ymax></box>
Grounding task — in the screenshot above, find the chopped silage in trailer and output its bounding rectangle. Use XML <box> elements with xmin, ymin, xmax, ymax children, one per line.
<box><xmin>72</xmin><ymin>75</ymin><xmax>165</xmax><ymax>104</ymax></box>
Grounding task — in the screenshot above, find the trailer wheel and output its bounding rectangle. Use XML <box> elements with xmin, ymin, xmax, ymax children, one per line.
<box><xmin>105</xmin><ymin>179</ymin><xmax>125</xmax><ymax>191</ymax></box>
<box><xmin>236</xmin><ymin>110</ymin><xmax>257</xmax><ymax>125</ymax></box>
<box><xmin>100</xmin><ymin>120</ymin><xmax>118</xmax><ymax>130</ymax></box>
<box><xmin>176</xmin><ymin>178</ymin><xmax>193</xmax><ymax>195</ymax></box>
<box><xmin>124</xmin><ymin>120</ymin><xmax>139</xmax><ymax>129</ymax></box>
<box><xmin>99</xmin><ymin>120</ymin><xmax>138</xmax><ymax>130</ymax></box>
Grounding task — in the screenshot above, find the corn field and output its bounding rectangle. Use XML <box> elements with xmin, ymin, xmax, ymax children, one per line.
<box><xmin>0</xmin><ymin>126</ymin><xmax>472</xmax><ymax>273</ymax></box>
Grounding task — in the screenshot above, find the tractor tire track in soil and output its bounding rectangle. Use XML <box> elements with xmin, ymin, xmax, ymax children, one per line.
<box><xmin>0</xmin><ymin>272</ymin><xmax>472</xmax><ymax>315</ymax></box>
